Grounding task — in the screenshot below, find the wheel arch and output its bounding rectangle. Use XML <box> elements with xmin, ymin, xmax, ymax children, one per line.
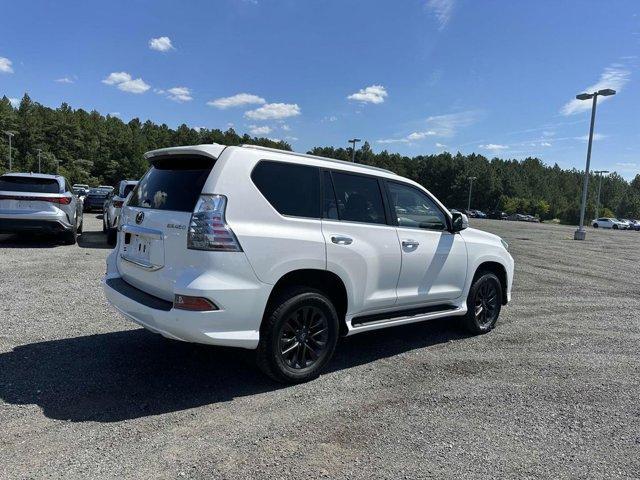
<box><xmin>474</xmin><ymin>261</ymin><xmax>508</xmax><ymax>305</ymax></box>
<box><xmin>264</xmin><ymin>269</ymin><xmax>349</xmax><ymax>335</ymax></box>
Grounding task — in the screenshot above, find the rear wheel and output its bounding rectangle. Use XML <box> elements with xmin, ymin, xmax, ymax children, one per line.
<box><xmin>102</xmin><ymin>213</ymin><xmax>107</xmax><ymax>232</ymax></box>
<box><xmin>613</xmin><ymin>224</ymin><xmax>618</xmax><ymax>230</ymax></box>
<box><xmin>256</xmin><ymin>287</ymin><xmax>339</xmax><ymax>383</ymax></box>
<box><xmin>462</xmin><ymin>271</ymin><xmax>502</xmax><ymax>334</ymax></box>
<box><xmin>107</xmin><ymin>228</ymin><xmax>117</xmax><ymax>246</ymax></box>
<box><xmin>593</xmin><ymin>223</ymin><xmax>598</xmax><ymax>228</ymax></box>
<box><xmin>62</xmin><ymin>224</ymin><xmax>77</xmax><ymax>245</ymax></box>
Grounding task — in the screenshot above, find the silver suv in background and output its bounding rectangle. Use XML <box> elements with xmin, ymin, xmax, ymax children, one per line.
<box><xmin>103</xmin><ymin>180</ymin><xmax>138</xmax><ymax>245</ymax></box>
<box><xmin>0</xmin><ymin>173</ymin><xmax>83</xmax><ymax>244</ymax></box>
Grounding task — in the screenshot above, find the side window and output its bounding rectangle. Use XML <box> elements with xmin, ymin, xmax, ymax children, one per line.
<box><xmin>331</xmin><ymin>171</ymin><xmax>386</xmax><ymax>225</ymax></box>
<box><xmin>62</xmin><ymin>178</ymin><xmax>71</xmax><ymax>193</ymax></box>
<box><xmin>387</xmin><ymin>181</ymin><xmax>447</xmax><ymax>231</ymax></box>
<box><xmin>322</xmin><ymin>171</ymin><xmax>339</xmax><ymax>220</ymax></box>
<box><xmin>251</xmin><ymin>161</ymin><xmax>321</xmax><ymax>218</ymax></box>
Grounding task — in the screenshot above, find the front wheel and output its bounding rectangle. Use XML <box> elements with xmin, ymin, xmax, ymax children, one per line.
<box><xmin>256</xmin><ymin>287</ymin><xmax>339</xmax><ymax>383</ymax></box>
<box><xmin>462</xmin><ymin>271</ymin><xmax>502</xmax><ymax>334</ymax></box>
<box><xmin>613</xmin><ymin>224</ymin><xmax>618</xmax><ymax>230</ymax></box>
<box><xmin>593</xmin><ymin>223</ymin><xmax>598</xmax><ymax>228</ymax></box>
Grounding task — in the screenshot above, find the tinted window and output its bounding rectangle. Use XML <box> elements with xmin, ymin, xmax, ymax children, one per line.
<box><xmin>128</xmin><ymin>155</ymin><xmax>215</xmax><ymax>212</ymax></box>
<box><xmin>331</xmin><ymin>172</ymin><xmax>386</xmax><ymax>224</ymax></box>
<box><xmin>322</xmin><ymin>171</ymin><xmax>339</xmax><ymax>220</ymax></box>
<box><xmin>251</xmin><ymin>161</ymin><xmax>320</xmax><ymax>218</ymax></box>
<box><xmin>0</xmin><ymin>176</ymin><xmax>60</xmax><ymax>193</ymax></box>
<box><xmin>387</xmin><ymin>181</ymin><xmax>447</xmax><ymax>230</ymax></box>
<box><xmin>122</xmin><ymin>184</ymin><xmax>136</xmax><ymax>197</ymax></box>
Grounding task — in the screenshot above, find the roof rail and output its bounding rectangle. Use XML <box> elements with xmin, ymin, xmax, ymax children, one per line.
<box><xmin>240</xmin><ymin>144</ymin><xmax>394</xmax><ymax>174</ymax></box>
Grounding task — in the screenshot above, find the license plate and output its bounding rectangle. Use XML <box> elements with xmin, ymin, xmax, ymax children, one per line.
<box><xmin>18</xmin><ymin>200</ymin><xmax>34</xmax><ymax>209</ymax></box>
<box><xmin>125</xmin><ymin>235</ymin><xmax>151</xmax><ymax>263</ymax></box>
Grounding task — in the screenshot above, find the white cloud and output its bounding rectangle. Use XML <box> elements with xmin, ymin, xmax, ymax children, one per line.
<box><xmin>377</xmin><ymin>138</ymin><xmax>409</xmax><ymax>145</ymax></box>
<box><xmin>324</xmin><ymin>115</ymin><xmax>338</xmax><ymax>122</ymax></box>
<box><xmin>248</xmin><ymin>125</ymin><xmax>272</xmax><ymax>135</ymax></box>
<box><xmin>281</xmin><ymin>124</ymin><xmax>291</xmax><ymax>131</ymax></box>
<box><xmin>268</xmin><ymin>138</ymin><xmax>281</xmax><ymax>142</ymax></box>
<box><xmin>425</xmin><ymin>110</ymin><xmax>480</xmax><ymax>137</ymax></box>
<box><xmin>616</xmin><ymin>162</ymin><xmax>636</xmax><ymax>168</ymax></box>
<box><xmin>55</xmin><ymin>76</ymin><xmax>74</xmax><ymax>84</ymax></box>
<box><xmin>9</xmin><ymin>97</ymin><xmax>19</xmax><ymax>108</ymax></box>
<box><xmin>149</xmin><ymin>36</ymin><xmax>174</xmax><ymax>52</ymax></box>
<box><xmin>245</xmin><ymin>102</ymin><xmax>301</xmax><ymax>120</ymax></box>
<box><xmin>208</xmin><ymin>93</ymin><xmax>266</xmax><ymax>109</ymax></box>
<box><xmin>103</xmin><ymin>72</ymin><xmax>150</xmax><ymax>94</ymax></box>
<box><xmin>347</xmin><ymin>85</ymin><xmax>388</xmax><ymax>104</ymax></box>
<box><xmin>285</xmin><ymin>136</ymin><xmax>298</xmax><ymax>141</ymax></box>
<box><xmin>109</xmin><ymin>112</ymin><xmax>121</xmax><ymax>117</ymax></box>
<box><xmin>425</xmin><ymin>0</ymin><xmax>455</xmax><ymax>30</ymax></box>
<box><xmin>158</xmin><ymin>86</ymin><xmax>193</xmax><ymax>102</ymax></box>
<box><xmin>540</xmin><ymin>142</ymin><xmax>552</xmax><ymax>147</ymax></box>
<box><xmin>0</xmin><ymin>57</ymin><xmax>14</xmax><ymax>74</ymax></box>
<box><xmin>435</xmin><ymin>143</ymin><xmax>447</xmax><ymax>148</ymax></box>
<box><xmin>561</xmin><ymin>64</ymin><xmax>631</xmax><ymax>115</ymax></box>
<box><xmin>479</xmin><ymin>144</ymin><xmax>509</xmax><ymax>151</ymax></box>
<box><xmin>407</xmin><ymin>130</ymin><xmax>437</xmax><ymax>140</ymax></box>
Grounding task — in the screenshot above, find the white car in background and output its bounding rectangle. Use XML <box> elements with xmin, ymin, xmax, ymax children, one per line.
<box><xmin>592</xmin><ymin>217</ymin><xmax>627</xmax><ymax>230</ymax></box>
<box><xmin>103</xmin><ymin>180</ymin><xmax>138</xmax><ymax>245</ymax></box>
<box><xmin>104</xmin><ymin>144</ymin><xmax>514</xmax><ymax>383</ymax></box>
<box><xmin>0</xmin><ymin>173</ymin><xmax>83</xmax><ymax>244</ymax></box>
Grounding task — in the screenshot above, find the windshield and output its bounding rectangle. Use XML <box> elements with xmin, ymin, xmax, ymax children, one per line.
<box><xmin>0</xmin><ymin>176</ymin><xmax>60</xmax><ymax>193</ymax></box>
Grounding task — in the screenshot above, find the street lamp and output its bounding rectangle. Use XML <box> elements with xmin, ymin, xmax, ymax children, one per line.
<box><xmin>37</xmin><ymin>148</ymin><xmax>42</xmax><ymax>173</ymax></box>
<box><xmin>4</xmin><ymin>131</ymin><xmax>14</xmax><ymax>171</ymax></box>
<box><xmin>348</xmin><ymin>138</ymin><xmax>361</xmax><ymax>163</ymax></box>
<box><xmin>467</xmin><ymin>176</ymin><xmax>477</xmax><ymax>211</ymax></box>
<box><xmin>574</xmin><ymin>88</ymin><xmax>616</xmax><ymax>241</ymax></box>
<box><xmin>593</xmin><ymin>170</ymin><xmax>609</xmax><ymax>220</ymax></box>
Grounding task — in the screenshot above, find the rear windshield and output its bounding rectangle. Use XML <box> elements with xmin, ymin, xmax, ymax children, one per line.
<box><xmin>89</xmin><ymin>188</ymin><xmax>109</xmax><ymax>195</ymax></box>
<box><xmin>122</xmin><ymin>184</ymin><xmax>136</xmax><ymax>197</ymax></box>
<box><xmin>0</xmin><ymin>176</ymin><xmax>60</xmax><ymax>193</ymax></box>
<box><xmin>127</xmin><ymin>155</ymin><xmax>215</xmax><ymax>212</ymax></box>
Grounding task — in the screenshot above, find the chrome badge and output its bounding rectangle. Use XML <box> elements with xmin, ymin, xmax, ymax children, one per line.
<box><xmin>135</xmin><ymin>211</ymin><xmax>145</xmax><ymax>224</ymax></box>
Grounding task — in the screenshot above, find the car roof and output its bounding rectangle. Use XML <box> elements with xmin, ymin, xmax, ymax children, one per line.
<box><xmin>1</xmin><ymin>172</ymin><xmax>63</xmax><ymax>181</ymax></box>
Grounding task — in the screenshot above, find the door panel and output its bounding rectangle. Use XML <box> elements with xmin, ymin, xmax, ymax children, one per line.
<box><xmin>322</xmin><ymin>219</ymin><xmax>401</xmax><ymax>313</ymax></box>
<box><xmin>395</xmin><ymin>228</ymin><xmax>467</xmax><ymax>305</ymax></box>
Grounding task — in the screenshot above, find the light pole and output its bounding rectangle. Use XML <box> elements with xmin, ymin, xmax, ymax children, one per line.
<box><xmin>4</xmin><ymin>131</ymin><xmax>14</xmax><ymax>171</ymax></box>
<box><xmin>37</xmin><ymin>148</ymin><xmax>42</xmax><ymax>173</ymax></box>
<box><xmin>467</xmin><ymin>176</ymin><xmax>477</xmax><ymax>211</ymax></box>
<box><xmin>594</xmin><ymin>170</ymin><xmax>609</xmax><ymax>220</ymax></box>
<box><xmin>348</xmin><ymin>138</ymin><xmax>361</xmax><ymax>163</ymax></box>
<box><xmin>574</xmin><ymin>88</ymin><xmax>616</xmax><ymax>240</ymax></box>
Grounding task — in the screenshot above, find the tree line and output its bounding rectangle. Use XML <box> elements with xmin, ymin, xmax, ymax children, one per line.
<box><xmin>2</xmin><ymin>94</ymin><xmax>639</xmax><ymax>224</ymax></box>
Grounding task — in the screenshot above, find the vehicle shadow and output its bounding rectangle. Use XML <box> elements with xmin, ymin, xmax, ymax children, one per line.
<box><xmin>0</xmin><ymin>318</ymin><xmax>468</xmax><ymax>423</ymax></box>
<box><xmin>0</xmin><ymin>233</ymin><xmax>63</xmax><ymax>248</ymax></box>
<box><xmin>77</xmin><ymin>231</ymin><xmax>112</xmax><ymax>249</ymax></box>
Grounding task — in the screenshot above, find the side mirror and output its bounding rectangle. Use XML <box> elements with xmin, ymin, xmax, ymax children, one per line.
<box><xmin>451</xmin><ymin>212</ymin><xmax>469</xmax><ymax>232</ymax></box>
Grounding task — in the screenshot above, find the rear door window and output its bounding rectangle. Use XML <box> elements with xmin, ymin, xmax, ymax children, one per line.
<box><xmin>128</xmin><ymin>155</ymin><xmax>215</xmax><ymax>212</ymax></box>
<box><xmin>251</xmin><ymin>160</ymin><xmax>321</xmax><ymax>218</ymax></box>
<box><xmin>331</xmin><ymin>171</ymin><xmax>386</xmax><ymax>225</ymax></box>
<box><xmin>122</xmin><ymin>184</ymin><xmax>136</xmax><ymax>197</ymax></box>
<box><xmin>0</xmin><ymin>176</ymin><xmax>60</xmax><ymax>193</ymax></box>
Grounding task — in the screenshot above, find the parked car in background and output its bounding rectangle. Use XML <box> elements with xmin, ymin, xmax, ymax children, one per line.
<box><xmin>98</xmin><ymin>185</ymin><xmax>114</xmax><ymax>192</ymax></box>
<box><xmin>0</xmin><ymin>173</ymin><xmax>83</xmax><ymax>244</ymax></box>
<box><xmin>473</xmin><ymin>210</ymin><xmax>487</xmax><ymax>218</ymax></box>
<box><xmin>84</xmin><ymin>187</ymin><xmax>112</xmax><ymax>212</ymax></box>
<box><xmin>73</xmin><ymin>183</ymin><xmax>90</xmax><ymax>191</ymax></box>
<box><xmin>523</xmin><ymin>214</ymin><xmax>540</xmax><ymax>223</ymax></box>
<box><xmin>104</xmin><ymin>143</ymin><xmax>514</xmax><ymax>383</ymax></box>
<box><xmin>487</xmin><ymin>210</ymin><xmax>508</xmax><ymax>220</ymax></box>
<box><xmin>103</xmin><ymin>180</ymin><xmax>138</xmax><ymax>245</ymax></box>
<box><xmin>628</xmin><ymin>219</ymin><xmax>640</xmax><ymax>231</ymax></box>
<box><xmin>464</xmin><ymin>209</ymin><xmax>477</xmax><ymax>218</ymax></box>
<box><xmin>507</xmin><ymin>213</ymin><xmax>527</xmax><ymax>221</ymax></box>
<box><xmin>73</xmin><ymin>186</ymin><xmax>88</xmax><ymax>201</ymax></box>
<box><xmin>618</xmin><ymin>219</ymin><xmax>633</xmax><ymax>230</ymax></box>
<box><xmin>592</xmin><ymin>217</ymin><xmax>627</xmax><ymax>229</ymax></box>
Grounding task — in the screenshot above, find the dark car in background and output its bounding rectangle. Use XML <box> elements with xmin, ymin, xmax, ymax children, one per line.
<box><xmin>487</xmin><ymin>210</ymin><xmax>508</xmax><ymax>220</ymax></box>
<box><xmin>84</xmin><ymin>187</ymin><xmax>112</xmax><ymax>212</ymax></box>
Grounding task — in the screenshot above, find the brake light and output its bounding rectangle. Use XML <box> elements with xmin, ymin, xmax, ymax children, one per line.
<box><xmin>187</xmin><ymin>194</ymin><xmax>242</xmax><ymax>251</ymax></box>
<box><xmin>0</xmin><ymin>194</ymin><xmax>71</xmax><ymax>204</ymax></box>
<box><xmin>113</xmin><ymin>200</ymin><xmax>124</xmax><ymax>208</ymax></box>
<box><xmin>173</xmin><ymin>294</ymin><xmax>218</xmax><ymax>311</ymax></box>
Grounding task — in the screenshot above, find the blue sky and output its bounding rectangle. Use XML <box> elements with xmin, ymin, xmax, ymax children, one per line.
<box><xmin>1</xmin><ymin>0</ymin><xmax>639</xmax><ymax>178</ymax></box>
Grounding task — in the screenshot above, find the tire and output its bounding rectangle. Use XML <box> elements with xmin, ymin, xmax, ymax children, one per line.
<box><xmin>461</xmin><ymin>271</ymin><xmax>502</xmax><ymax>335</ymax></box>
<box><xmin>77</xmin><ymin>214</ymin><xmax>83</xmax><ymax>234</ymax></box>
<box><xmin>256</xmin><ymin>287</ymin><xmax>339</xmax><ymax>383</ymax></box>
<box><xmin>107</xmin><ymin>228</ymin><xmax>117</xmax><ymax>246</ymax></box>
<box><xmin>102</xmin><ymin>213</ymin><xmax>107</xmax><ymax>233</ymax></box>
<box><xmin>613</xmin><ymin>224</ymin><xmax>618</xmax><ymax>230</ymax></box>
<box><xmin>62</xmin><ymin>224</ymin><xmax>77</xmax><ymax>245</ymax></box>
<box><xmin>593</xmin><ymin>223</ymin><xmax>598</xmax><ymax>228</ymax></box>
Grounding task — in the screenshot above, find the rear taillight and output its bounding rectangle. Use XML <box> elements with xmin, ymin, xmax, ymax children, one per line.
<box><xmin>187</xmin><ymin>194</ymin><xmax>242</xmax><ymax>251</ymax></box>
<box><xmin>173</xmin><ymin>294</ymin><xmax>218</xmax><ymax>311</ymax></box>
<box><xmin>0</xmin><ymin>194</ymin><xmax>71</xmax><ymax>204</ymax></box>
<box><xmin>113</xmin><ymin>200</ymin><xmax>124</xmax><ymax>208</ymax></box>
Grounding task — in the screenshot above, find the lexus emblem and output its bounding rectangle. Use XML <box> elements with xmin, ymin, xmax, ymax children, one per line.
<box><xmin>135</xmin><ymin>211</ymin><xmax>144</xmax><ymax>224</ymax></box>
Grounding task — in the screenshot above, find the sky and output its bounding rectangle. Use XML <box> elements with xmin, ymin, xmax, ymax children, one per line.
<box><xmin>1</xmin><ymin>0</ymin><xmax>639</xmax><ymax>178</ymax></box>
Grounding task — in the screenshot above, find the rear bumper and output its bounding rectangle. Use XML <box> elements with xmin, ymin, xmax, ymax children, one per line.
<box><xmin>0</xmin><ymin>212</ymin><xmax>73</xmax><ymax>234</ymax></box>
<box><xmin>84</xmin><ymin>199</ymin><xmax>105</xmax><ymax>211</ymax></box>
<box><xmin>103</xmin><ymin>252</ymin><xmax>271</xmax><ymax>349</ymax></box>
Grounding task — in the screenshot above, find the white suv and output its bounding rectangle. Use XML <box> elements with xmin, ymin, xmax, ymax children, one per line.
<box><xmin>104</xmin><ymin>144</ymin><xmax>514</xmax><ymax>383</ymax></box>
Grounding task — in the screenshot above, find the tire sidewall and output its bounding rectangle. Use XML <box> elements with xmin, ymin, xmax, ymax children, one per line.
<box><xmin>264</xmin><ymin>290</ymin><xmax>339</xmax><ymax>383</ymax></box>
<box><xmin>467</xmin><ymin>272</ymin><xmax>502</xmax><ymax>333</ymax></box>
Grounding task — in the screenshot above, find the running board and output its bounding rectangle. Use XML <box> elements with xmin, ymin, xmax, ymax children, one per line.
<box><xmin>351</xmin><ymin>304</ymin><xmax>459</xmax><ymax>327</ymax></box>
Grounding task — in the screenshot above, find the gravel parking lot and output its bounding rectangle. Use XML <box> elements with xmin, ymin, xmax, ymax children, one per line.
<box><xmin>0</xmin><ymin>215</ymin><xmax>638</xmax><ymax>479</ymax></box>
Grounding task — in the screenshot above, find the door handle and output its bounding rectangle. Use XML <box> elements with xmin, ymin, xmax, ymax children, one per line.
<box><xmin>331</xmin><ymin>235</ymin><xmax>353</xmax><ymax>245</ymax></box>
<box><xmin>402</xmin><ymin>240</ymin><xmax>420</xmax><ymax>248</ymax></box>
